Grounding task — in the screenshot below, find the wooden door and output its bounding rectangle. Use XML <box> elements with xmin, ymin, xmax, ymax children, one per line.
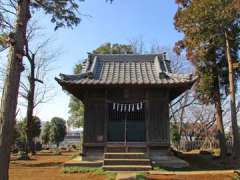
<box><xmin>126</xmin><ymin>107</ymin><xmax>145</xmax><ymax>142</ymax></box>
<box><xmin>107</xmin><ymin>102</ymin><xmax>145</xmax><ymax>142</ymax></box>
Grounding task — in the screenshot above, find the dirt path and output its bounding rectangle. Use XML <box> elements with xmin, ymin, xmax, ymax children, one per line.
<box><xmin>9</xmin><ymin>151</ymin><xmax>240</xmax><ymax>180</ymax></box>
<box><xmin>9</xmin><ymin>151</ymin><xmax>106</xmax><ymax>180</ymax></box>
<box><xmin>147</xmin><ymin>170</ymin><xmax>237</xmax><ymax>180</ymax></box>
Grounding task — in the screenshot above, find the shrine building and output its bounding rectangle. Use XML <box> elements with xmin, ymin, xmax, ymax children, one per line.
<box><xmin>56</xmin><ymin>53</ymin><xmax>196</xmax><ymax>170</ymax></box>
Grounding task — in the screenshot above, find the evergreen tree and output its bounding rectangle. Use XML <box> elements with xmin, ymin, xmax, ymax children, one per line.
<box><xmin>93</xmin><ymin>43</ymin><xmax>133</xmax><ymax>54</ymax></box>
<box><xmin>49</xmin><ymin>117</ymin><xmax>66</xmax><ymax>147</ymax></box>
<box><xmin>174</xmin><ymin>0</ymin><xmax>240</xmax><ymax>158</ymax></box>
<box><xmin>15</xmin><ymin>121</ymin><xmax>27</xmax><ymax>153</ymax></box>
<box><xmin>68</xmin><ymin>96</ymin><xmax>84</xmax><ymax>128</ymax></box>
<box><xmin>15</xmin><ymin>117</ymin><xmax>41</xmax><ymax>154</ymax></box>
<box><xmin>41</xmin><ymin>122</ymin><xmax>51</xmax><ymax>146</ymax></box>
<box><xmin>23</xmin><ymin>116</ymin><xmax>41</xmax><ymax>154</ymax></box>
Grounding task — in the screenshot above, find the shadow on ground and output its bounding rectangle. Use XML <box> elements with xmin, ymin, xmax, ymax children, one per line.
<box><xmin>15</xmin><ymin>162</ymin><xmax>63</xmax><ymax>167</ymax></box>
<box><xmin>153</xmin><ymin>150</ymin><xmax>240</xmax><ymax>171</ymax></box>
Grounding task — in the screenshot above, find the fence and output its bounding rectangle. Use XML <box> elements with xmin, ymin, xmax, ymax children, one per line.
<box><xmin>172</xmin><ymin>139</ymin><xmax>233</xmax><ymax>152</ymax></box>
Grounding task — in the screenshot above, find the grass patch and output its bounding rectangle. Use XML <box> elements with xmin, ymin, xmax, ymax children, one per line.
<box><xmin>64</xmin><ymin>167</ymin><xmax>116</xmax><ymax>180</ymax></box>
<box><xmin>152</xmin><ymin>164</ymin><xmax>169</xmax><ymax>171</ymax></box>
<box><xmin>233</xmin><ymin>176</ymin><xmax>240</xmax><ymax>180</ymax></box>
<box><xmin>136</xmin><ymin>172</ymin><xmax>147</xmax><ymax>180</ymax></box>
<box><xmin>64</xmin><ymin>167</ymin><xmax>104</xmax><ymax>174</ymax></box>
<box><xmin>106</xmin><ymin>173</ymin><xmax>117</xmax><ymax>180</ymax></box>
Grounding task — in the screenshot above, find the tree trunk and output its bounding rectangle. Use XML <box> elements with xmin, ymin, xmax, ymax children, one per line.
<box><xmin>26</xmin><ymin>55</ymin><xmax>35</xmax><ymax>155</ymax></box>
<box><xmin>214</xmin><ymin>79</ymin><xmax>227</xmax><ymax>159</ymax></box>
<box><xmin>0</xmin><ymin>1</ymin><xmax>31</xmax><ymax>180</ymax></box>
<box><xmin>225</xmin><ymin>32</ymin><xmax>240</xmax><ymax>159</ymax></box>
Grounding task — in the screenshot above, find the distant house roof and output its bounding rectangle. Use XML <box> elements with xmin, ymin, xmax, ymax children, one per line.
<box><xmin>56</xmin><ymin>54</ymin><xmax>196</xmax><ymax>87</ymax></box>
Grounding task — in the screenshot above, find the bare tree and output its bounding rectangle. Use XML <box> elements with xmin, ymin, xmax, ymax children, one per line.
<box><xmin>21</xmin><ymin>36</ymin><xmax>57</xmax><ymax>155</ymax></box>
<box><xmin>1</xmin><ymin>24</ymin><xmax>57</xmax><ymax>156</ymax></box>
<box><xmin>129</xmin><ymin>37</ymin><xmax>145</xmax><ymax>54</ymax></box>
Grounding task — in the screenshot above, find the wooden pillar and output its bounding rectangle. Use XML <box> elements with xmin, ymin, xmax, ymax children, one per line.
<box><xmin>104</xmin><ymin>89</ymin><xmax>108</xmax><ymax>152</ymax></box>
<box><xmin>82</xmin><ymin>90</ymin><xmax>88</xmax><ymax>156</ymax></box>
<box><xmin>166</xmin><ymin>91</ymin><xmax>170</xmax><ymax>145</ymax></box>
<box><xmin>145</xmin><ymin>90</ymin><xmax>150</xmax><ymax>155</ymax></box>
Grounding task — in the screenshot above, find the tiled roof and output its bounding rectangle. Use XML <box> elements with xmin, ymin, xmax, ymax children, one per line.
<box><xmin>56</xmin><ymin>54</ymin><xmax>196</xmax><ymax>86</ymax></box>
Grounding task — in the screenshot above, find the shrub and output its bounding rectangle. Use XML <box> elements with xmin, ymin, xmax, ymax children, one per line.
<box><xmin>16</xmin><ymin>151</ymin><xmax>29</xmax><ymax>160</ymax></box>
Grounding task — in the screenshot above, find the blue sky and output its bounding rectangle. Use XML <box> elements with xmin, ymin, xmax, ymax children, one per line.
<box><xmin>17</xmin><ymin>0</ymin><xmax>183</xmax><ymax>122</ymax></box>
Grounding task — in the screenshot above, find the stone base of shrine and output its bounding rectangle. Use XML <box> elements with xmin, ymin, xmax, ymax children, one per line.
<box><xmin>82</xmin><ymin>145</ymin><xmax>104</xmax><ymax>161</ymax></box>
<box><xmin>150</xmin><ymin>149</ymin><xmax>189</xmax><ymax>168</ymax></box>
<box><xmin>64</xmin><ymin>155</ymin><xmax>188</xmax><ymax>170</ymax></box>
<box><xmin>64</xmin><ymin>149</ymin><xmax>189</xmax><ymax>170</ymax></box>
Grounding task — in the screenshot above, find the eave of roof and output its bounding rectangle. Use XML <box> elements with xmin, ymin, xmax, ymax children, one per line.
<box><xmin>55</xmin><ymin>75</ymin><xmax>197</xmax><ymax>88</ymax></box>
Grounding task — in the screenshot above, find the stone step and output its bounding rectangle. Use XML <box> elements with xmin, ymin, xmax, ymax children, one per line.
<box><xmin>128</xmin><ymin>147</ymin><xmax>147</xmax><ymax>153</ymax></box>
<box><xmin>106</xmin><ymin>146</ymin><xmax>146</xmax><ymax>153</ymax></box>
<box><xmin>103</xmin><ymin>165</ymin><xmax>152</xmax><ymax>171</ymax></box>
<box><xmin>104</xmin><ymin>152</ymin><xmax>147</xmax><ymax>159</ymax></box>
<box><xmin>104</xmin><ymin>158</ymin><xmax>151</xmax><ymax>165</ymax></box>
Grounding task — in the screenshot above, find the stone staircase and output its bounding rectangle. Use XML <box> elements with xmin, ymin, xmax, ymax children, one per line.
<box><xmin>102</xmin><ymin>143</ymin><xmax>152</xmax><ymax>171</ymax></box>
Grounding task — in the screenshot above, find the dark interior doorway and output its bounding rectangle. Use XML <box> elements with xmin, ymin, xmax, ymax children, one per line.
<box><xmin>107</xmin><ymin>102</ymin><xmax>145</xmax><ymax>142</ymax></box>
